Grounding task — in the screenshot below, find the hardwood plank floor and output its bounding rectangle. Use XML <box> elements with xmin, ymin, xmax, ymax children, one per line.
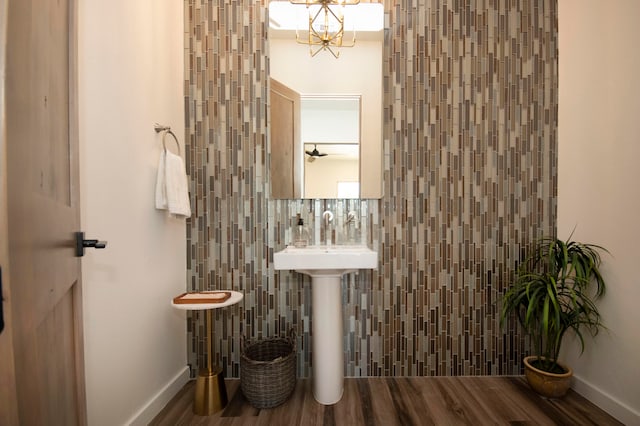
<box><xmin>150</xmin><ymin>377</ymin><xmax>622</xmax><ymax>426</ymax></box>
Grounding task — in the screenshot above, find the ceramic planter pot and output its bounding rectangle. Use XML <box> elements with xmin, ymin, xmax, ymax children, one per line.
<box><xmin>523</xmin><ymin>356</ymin><xmax>573</xmax><ymax>398</ymax></box>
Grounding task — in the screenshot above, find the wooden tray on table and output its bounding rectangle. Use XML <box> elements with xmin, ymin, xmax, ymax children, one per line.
<box><xmin>172</xmin><ymin>291</ymin><xmax>232</xmax><ymax>305</ymax></box>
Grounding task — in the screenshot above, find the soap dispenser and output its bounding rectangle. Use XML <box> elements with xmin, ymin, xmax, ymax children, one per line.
<box><xmin>292</xmin><ymin>213</ymin><xmax>309</xmax><ymax>248</ymax></box>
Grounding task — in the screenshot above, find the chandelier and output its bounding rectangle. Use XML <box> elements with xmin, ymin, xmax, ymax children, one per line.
<box><xmin>290</xmin><ymin>0</ymin><xmax>360</xmax><ymax>58</ymax></box>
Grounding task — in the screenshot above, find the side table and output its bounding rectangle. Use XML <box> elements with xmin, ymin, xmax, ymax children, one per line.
<box><xmin>171</xmin><ymin>290</ymin><xmax>243</xmax><ymax>415</ymax></box>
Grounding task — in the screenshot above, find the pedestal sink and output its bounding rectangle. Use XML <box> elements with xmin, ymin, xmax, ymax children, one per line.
<box><xmin>273</xmin><ymin>245</ymin><xmax>377</xmax><ymax>405</ymax></box>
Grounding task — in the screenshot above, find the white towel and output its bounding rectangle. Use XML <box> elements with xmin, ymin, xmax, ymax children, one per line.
<box><xmin>155</xmin><ymin>150</ymin><xmax>168</xmax><ymax>209</ymax></box>
<box><xmin>155</xmin><ymin>150</ymin><xmax>192</xmax><ymax>218</ymax></box>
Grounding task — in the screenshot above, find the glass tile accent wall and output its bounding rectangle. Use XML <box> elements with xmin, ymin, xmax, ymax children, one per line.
<box><xmin>184</xmin><ymin>0</ymin><xmax>558</xmax><ymax>378</ymax></box>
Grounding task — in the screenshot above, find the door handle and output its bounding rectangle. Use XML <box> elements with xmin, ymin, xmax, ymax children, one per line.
<box><xmin>75</xmin><ymin>232</ymin><xmax>108</xmax><ymax>257</ymax></box>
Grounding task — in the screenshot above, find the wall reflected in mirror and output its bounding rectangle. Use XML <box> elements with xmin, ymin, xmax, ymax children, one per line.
<box><xmin>305</xmin><ymin>142</ymin><xmax>360</xmax><ymax>198</ymax></box>
<box><xmin>302</xmin><ymin>95</ymin><xmax>359</xmax><ymax>198</ymax></box>
<box><xmin>269</xmin><ymin>1</ymin><xmax>383</xmax><ymax>199</ymax></box>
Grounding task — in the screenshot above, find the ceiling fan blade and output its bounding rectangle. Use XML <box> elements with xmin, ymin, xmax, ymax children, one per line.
<box><xmin>305</xmin><ymin>144</ymin><xmax>329</xmax><ymax>158</ymax></box>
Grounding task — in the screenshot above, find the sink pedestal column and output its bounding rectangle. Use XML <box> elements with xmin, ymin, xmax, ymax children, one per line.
<box><xmin>310</xmin><ymin>274</ymin><xmax>344</xmax><ymax>405</ymax></box>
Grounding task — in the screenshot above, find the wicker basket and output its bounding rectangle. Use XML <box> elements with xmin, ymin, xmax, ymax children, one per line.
<box><xmin>240</xmin><ymin>330</ymin><xmax>297</xmax><ymax>409</ymax></box>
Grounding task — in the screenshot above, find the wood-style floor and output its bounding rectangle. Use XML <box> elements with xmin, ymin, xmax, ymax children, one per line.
<box><xmin>150</xmin><ymin>377</ymin><xmax>622</xmax><ymax>426</ymax></box>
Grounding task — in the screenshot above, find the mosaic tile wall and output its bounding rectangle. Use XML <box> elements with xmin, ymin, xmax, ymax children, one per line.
<box><xmin>184</xmin><ymin>0</ymin><xmax>558</xmax><ymax>378</ymax></box>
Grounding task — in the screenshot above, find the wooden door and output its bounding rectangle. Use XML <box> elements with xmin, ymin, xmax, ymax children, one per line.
<box><xmin>0</xmin><ymin>0</ymin><xmax>86</xmax><ymax>424</ymax></box>
<box><xmin>270</xmin><ymin>78</ymin><xmax>302</xmax><ymax>199</ymax></box>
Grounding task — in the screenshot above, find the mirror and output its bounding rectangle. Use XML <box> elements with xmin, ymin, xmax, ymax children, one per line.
<box><xmin>268</xmin><ymin>1</ymin><xmax>383</xmax><ymax>199</ymax></box>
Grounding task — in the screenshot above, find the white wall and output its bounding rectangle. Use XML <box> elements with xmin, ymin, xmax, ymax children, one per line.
<box><xmin>558</xmin><ymin>1</ymin><xmax>640</xmax><ymax>424</ymax></box>
<box><xmin>305</xmin><ymin>158</ymin><xmax>359</xmax><ymax>198</ymax></box>
<box><xmin>78</xmin><ymin>1</ymin><xmax>189</xmax><ymax>424</ymax></box>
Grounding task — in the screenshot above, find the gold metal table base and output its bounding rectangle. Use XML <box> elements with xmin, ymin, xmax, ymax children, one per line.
<box><xmin>193</xmin><ymin>308</ymin><xmax>228</xmax><ymax>416</ymax></box>
<box><xmin>194</xmin><ymin>365</ymin><xmax>228</xmax><ymax>416</ymax></box>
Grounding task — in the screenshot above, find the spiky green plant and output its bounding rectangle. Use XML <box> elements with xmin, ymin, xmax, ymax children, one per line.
<box><xmin>501</xmin><ymin>236</ymin><xmax>608</xmax><ymax>373</ymax></box>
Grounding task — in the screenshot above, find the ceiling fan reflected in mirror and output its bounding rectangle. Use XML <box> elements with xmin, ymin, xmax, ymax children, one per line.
<box><xmin>305</xmin><ymin>144</ymin><xmax>328</xmax><ymax>162</ymax></box>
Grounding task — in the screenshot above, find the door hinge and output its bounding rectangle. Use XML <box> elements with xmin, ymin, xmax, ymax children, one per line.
<box><xmin>1</xmin><ymin>267</ymin><xmax>4</xmax><ymax>334</ymax></box>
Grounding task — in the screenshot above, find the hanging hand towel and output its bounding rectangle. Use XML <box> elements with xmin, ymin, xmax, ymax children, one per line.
<box><xmin>165</xmin><ymin>150</ymin><xmax>192</xmax><ymax>217</ymax></box>
<box><xmin>155</xmin><ymin>150</ymin><xmax>168</xmax><ymax>210</ymax></box>
<box><xmin>155</xmin><ymin>149</ymin><xmax>192</xmax><ymax>218</ymax></box>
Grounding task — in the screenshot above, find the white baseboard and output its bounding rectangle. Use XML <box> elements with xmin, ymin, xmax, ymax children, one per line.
<box><xmin>125</xmin><ymin>366</ymin><xmax>191</xmax><ymax>426</ymax></box>
<box><xmin>572</xmin><ymin>374</ymin><xmax>640</xmax><ymax>425</ymax></box>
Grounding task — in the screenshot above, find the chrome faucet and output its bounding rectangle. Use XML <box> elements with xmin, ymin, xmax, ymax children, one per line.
<box><xmin>346</xmin><ymin>210</ymin><xmax>357</xmax><ymax>225</ymax></box>
<box><xmin>345</xmin><ymin>211</ymin><xmax>358</xmax><ymax>244</ymax></box>
<box><xmin>322</xmin><ymin>210</ymin><xmax>333</xmax><ymax>247</ymax></box>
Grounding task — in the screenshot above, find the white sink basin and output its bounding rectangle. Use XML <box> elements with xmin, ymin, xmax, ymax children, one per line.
<box><xmin>273</xmin><ymin>245</ymin><xmax>377</xmax><ymax>276</ymax></box>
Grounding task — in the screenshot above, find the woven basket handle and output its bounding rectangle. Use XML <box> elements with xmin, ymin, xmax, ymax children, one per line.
<box><xmin>241</xmin><ymin>334</ymin><xmax>248</xmax><ymax>352</ymax></box>
<box><xmin>288</xmin><ymin>327</ymin><xmax>297</xmax><ymax>350</ymax></box>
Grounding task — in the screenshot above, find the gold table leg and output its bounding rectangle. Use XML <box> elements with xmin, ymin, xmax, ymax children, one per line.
<box><xmin>194</xmin><ymin>309</ymin><xmax>228</xmax><ymax>415</ymax></box>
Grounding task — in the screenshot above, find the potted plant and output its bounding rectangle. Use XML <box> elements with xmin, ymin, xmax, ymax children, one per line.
<box><xmin>500</xmin><ymin>235</ymin><xmax>608</xmax><ymax>398</ymax></box>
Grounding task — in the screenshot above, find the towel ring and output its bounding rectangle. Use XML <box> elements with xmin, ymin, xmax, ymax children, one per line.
<box><xmin>162</xmin><ymin>130</ymin><xmax>181</xmax><ymax>155</ymax></box>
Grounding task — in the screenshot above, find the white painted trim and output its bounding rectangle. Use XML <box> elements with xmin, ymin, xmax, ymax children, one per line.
<box><xmin>125</xmin><ymin>366</ymin><xmax>190</xmax><ymax>426</ymax></box>
<box><xmin>572</xmin><ymin>374</ymin><xmax>640</xmax><ymax>425</ymax></box>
